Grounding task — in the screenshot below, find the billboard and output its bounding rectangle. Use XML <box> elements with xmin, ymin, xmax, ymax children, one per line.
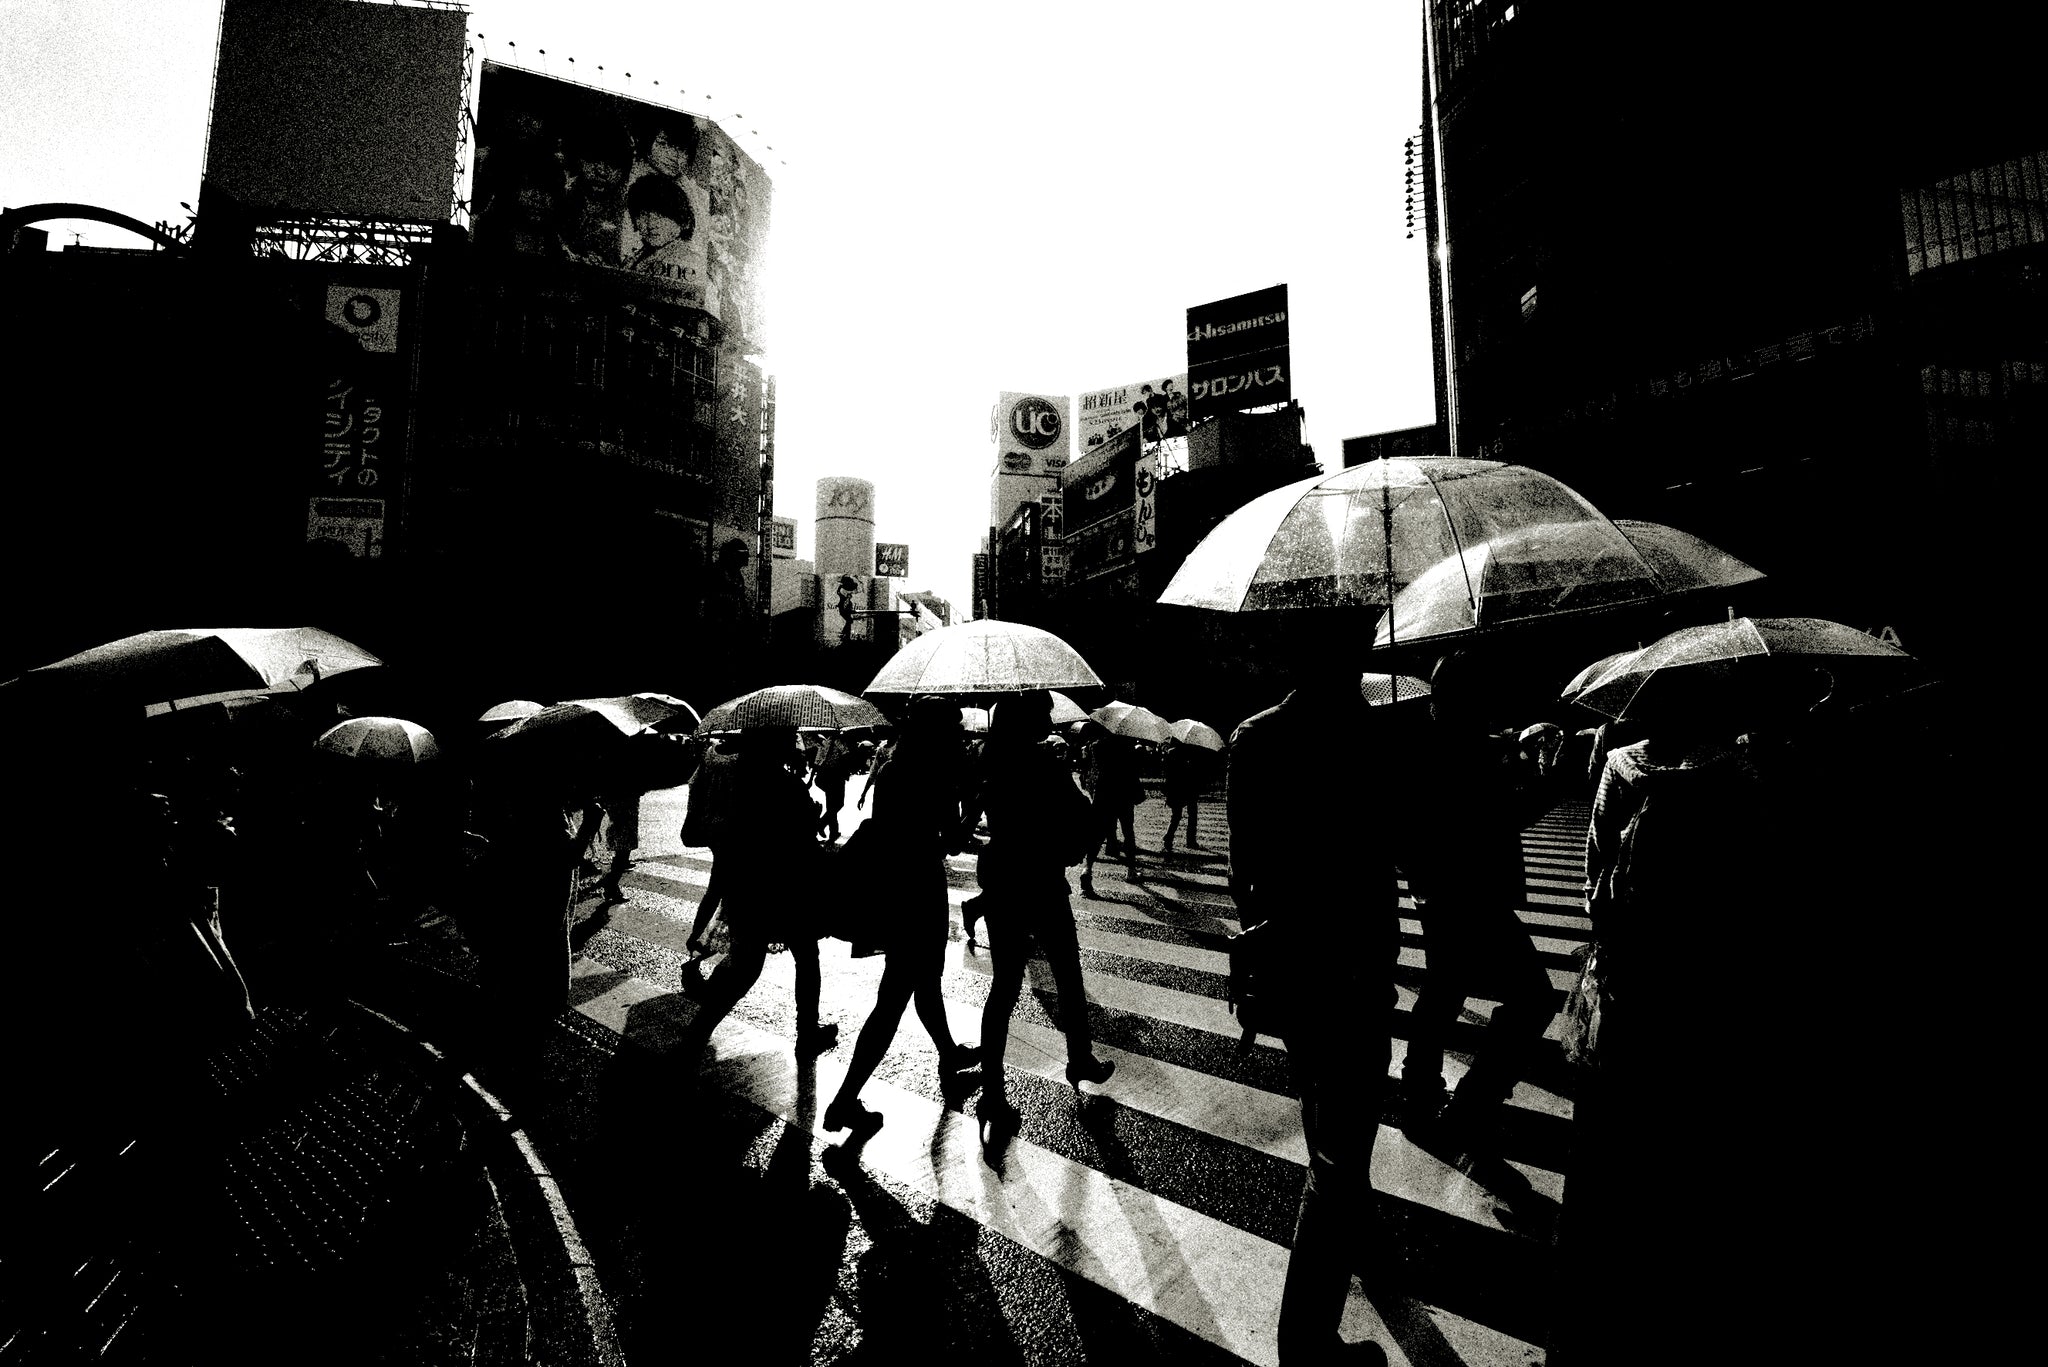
<box><xmin>1066</xmin><ymin>510</ymin><xmax>1136</xmax><ymax>582</ymax></box>
<box><xmin>770</xmin><ymin>515</ymin><xmax>798</xmax><ymax>558</ymax></box>
<box><xmin>1077</xmin><ymin>376</ymin><xmax>1191</xmax><ymax>450</ymax></box>
<box><xmin>875</xmin><ymin>543</ymin><xmax>910</xmax><ymax>578</ymax></box>
<box><xmin>205</xmin><ymin>0</ymin><xmax>467</xmax><ymax>222</ymax></box>
<box><xmin>307</xmin><ymin>281</ymin><xmax>408</xmax><ymax>558</ymax></box>
<box><xmin>1062</xmin><ymin>426</ymin><xmax>1140</xmax><ymax>537</ymax></box>
<box><xmin>993</xmin><ymin>392</ymin><xmax>1071</xmax><ymax>476</ymax></box>
<box><xmin>473</xmin><ymin>63</ymin><xmax>774</xmax><ymax>347</ymax></box>
<box><xmin>1186</xmin><ymin>284</ymin><xmax>1291</xmax><ymax>422</ymax></box>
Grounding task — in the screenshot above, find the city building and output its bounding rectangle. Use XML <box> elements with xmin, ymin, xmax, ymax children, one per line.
<box><xmin>1417</xmin><ymin>0</ymin><xmax>2043</xmax><ymax>669</ymax></box>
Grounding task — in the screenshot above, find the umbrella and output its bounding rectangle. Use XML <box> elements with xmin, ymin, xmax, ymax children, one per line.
<box><xmin>1168</xmin><ymin>719</ymin><xmax>1227</xmax><ymax>751</ymax></box>
<box><xmin>479</xmin><ymin>699</ymin><xmax>545</xmax><ymax>725</ymax></box>
<box><xmin>1047</xmin><ymin>691</ymin><xmax>1090</xmax><ymax>726</ymax></box>
<box><xmin>697</xmin><ymin>684</ymin><xmax>889</xmax><ymax>734</ymax></box>
<box><xmin>568</xmin><ymin>692</ymin><xmax>702</xmax><ymax>732</ymax></box>
<box><xmin>481</xmin><ymin>701</ymin><xmax>635</xmax><ymax>782</ymax></box>
<box><xmin>1360</xmin><ymin>673</ymin><xmax>1432</xmax><ymax>706</ymax></box>
<box><xmin>864</xmin><ymin>619</ymin><xmax>1103</xmax><ymax>695</ymax></box>
<box><xmin>1573</xmin><ymin>617</ymin><xmax>1918</xmax><ymax>721</ymax></box>
<box><xmin>314</xmin><ymin>716</ymin><xmax>440</xmax><ymax>764</ymax></box>
<box><xmin>1158</xmin><ymin>458</ymin><xmax>1619</xmax><ymax>619</ymax></box>
<box><xmin>1559</xmin><ymin>650</ymin><xmax>1640</xmax><ymax>703</ymax></box>
<box><xmin>959</xmin><ymin>706</ymin><xmax>992</xmax><ymax>733</ymax></box>
<box><xmin>5</xmin><ymin>626</ymin><xmax>382</xmax><ymax>712</ymax></box>
<box><xmin>1370</xmin><ymin>518</ymin><xmax>1764</xmax><ymax>648</ymax></box>
<box><xmin>1089</xmin><ymin>701</ymin><xmax>1173</xmax><ymax>744</ymax></box>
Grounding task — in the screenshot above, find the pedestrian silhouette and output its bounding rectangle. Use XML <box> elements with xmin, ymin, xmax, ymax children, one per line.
<box><xmin>1227</xmin><ymin>648</ymin><xmax>1399</xmax><ymax>1367</ymax></box>
<box><xmin>1079</xmin><ymin>723</ymin><xmax>1142</xmax><ymax>897</ymax></box>
<box><xmin>821</xmin><ymin>696</ymin><xmax>980</xmax><ymax>1139</ymax></box>
<box><xmin>966</xmin><ymin>691</ymin><xmax>1114</xmax><ymax>1150</ymax></box>
<box><xmin>1161</xmin><ymin>736</ymin><xmax>1214</xmax><ymax>855</ymax></box>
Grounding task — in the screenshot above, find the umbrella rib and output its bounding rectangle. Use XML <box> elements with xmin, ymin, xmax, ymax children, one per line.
<box><xmin>1414</xmin><ymin>463</ymin><xmax>1479</xmax><ymax>622</ymax></box>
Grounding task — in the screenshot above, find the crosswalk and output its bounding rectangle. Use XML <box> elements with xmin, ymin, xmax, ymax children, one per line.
<box><xmin>569</xmin><ymin>786</ymin><xmax>1594</xmax><ymax>1366</ymax></box>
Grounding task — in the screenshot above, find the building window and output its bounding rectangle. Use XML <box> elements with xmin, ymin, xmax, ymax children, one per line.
<box><xmin>1900</xmin><ymin>148</ymin><xmax>2048</xmax><ymax>275</ymax></box>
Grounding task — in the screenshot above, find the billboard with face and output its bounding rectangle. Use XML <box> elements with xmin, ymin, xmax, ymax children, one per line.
<box><xmin>1077</xmin><ymin>375</ymin><xmax>1191</xmax><ymax>450</ymax></box>
<box><xmin>473</xmin><ymin>63</ymin><xmax>774</xmax><ymax>348</ymax></box>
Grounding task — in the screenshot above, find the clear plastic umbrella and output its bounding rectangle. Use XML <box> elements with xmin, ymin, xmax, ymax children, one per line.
<box><xmin>315</xmin><ymin>716</ymin><xmax>440</xmax><ymax>764</ymax></box>
<box><xmin>1371</xmin><ymin>519</ymin><xmax>1763</xmax><ymax>648</ymax></box>
<box><xmin>865</xmin><ymin>619</ymin><xmax>1103</xmax><ymax>695</ymax></box>
<box><xmin>696</xmin><ymin>684</ymin><xmax>889</xmax><ymax>733</ymax></box>
<box><xmin>1559</xmin><ymin>650</ymin><xmax>1640</xmax><ymax>704</ymax></box>
<box><xmin>1573</xmin><ymin>617</ymin><xmax>1918</xmax><ymax>721</ymax></box>
<box><xmin>1168</xmin><ymin>718</ymin><xmax>1227</xmax><ymax>750</ymax></box>
<box><xmin>1089</xmin><ymin>701</ymin><xmax>1173</xmax><ymax>743</ymax></box>
<box><xmin>1360</xmin><ymin>673</ymin><xmax>1432</xmax><ymax>706</ymax></box>
<box><xmin>1159</xmin><ymin>458</ymin><xmax>1619</xmax><ymax>620</ymax></box>
<box><xmin>1047</xmin><ymin>691</ymin><xmax>1090</xmax><ymax>726</ymax></box>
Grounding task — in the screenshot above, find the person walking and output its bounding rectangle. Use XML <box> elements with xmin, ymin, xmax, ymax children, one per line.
<box><xmin>821</xmin><ymin>697</ymin><xmax>981</xmax><ymax>1139</ymax></box>
<box><xmin>1078</xmin><ymin>724</ymin><xmax>1141</xmax><ymax>897</ymax></box>
<box><xmin>810</xmin><ymin>730</ymin><xmax>858</xmax><ymax>845</ymax></box>
<box><xmin>968</xmin><ymin>692</ymin><xmax>1115</xmax><ymax>1145</ymax></box>
<box><xmin>680</xmin><ymin>734</ymin><xmax>741</xmax><ymax>956</ymax></box>
<box><xmin>692</xmin><ymin>725</ymin><xmax>837</xmax><ymax>1054</ymax></box>
<box><xmin>1228</xmin><ymin>649</ymin><xmax>1403</xmax><ymax>1367</ymax></box>
<box><xmin>1394</xmin><ymin>655</ymin><xmax>1559</xmax><ymax>1151</ymax></box>
<box><xmin>1160</xmin><ymin>736</ymin><xmax>1213</xmax><ymax>855</ymax></box>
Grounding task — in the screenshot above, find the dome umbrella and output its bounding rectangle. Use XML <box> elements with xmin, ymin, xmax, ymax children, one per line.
<box><xmin>1167</xmin><ymin>719</ymin><xmax>1227</xmax><ymax>751</ymax></box>
<box><xmin>478</xmin><ymin>699</ymin><xmax>545</xmax><ymax>730</ymax></box>
<box><xmin>315</xmin><ymin>716</ymin><xmax>440</xmax><ymax>764</ymax></box>
<box><xmin>695</xmin><ymin>684</ymin><xmax>888</xmax><ymax>735</ymax></box>
<box><xmin>1088</xmin><ymin>701</ymin><xmax>1173</xmax><ymax>744</ymax></box>
<box><xmin>865</xmin><ymin>619</ymin><xmax>1103</xmax><ymax>697</ymax></box>
<box><xmin>1370</xmin><ymin>518</ymin><xmax>1764</xmax><ymax>651</ymax></box>
<box><xmin>4</xmin><ymin>626</ymin><xmax>382</xmax><ymax>714</ymax></box>
<box><xmin>1572</xmin><ymin>617</ymin><xmax>1921</xmax><ymax>722</ymax></box>
<box><xmin>1559</xmin><ymin>650</ymin><xmax>1640</xmax><ymax>704</ymax></box>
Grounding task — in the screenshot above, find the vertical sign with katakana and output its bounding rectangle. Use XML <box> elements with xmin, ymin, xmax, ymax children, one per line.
<box><xmin>307</xmin><ymin>369</ymin><xmax>393</xmax><ymax>558</ymax></box>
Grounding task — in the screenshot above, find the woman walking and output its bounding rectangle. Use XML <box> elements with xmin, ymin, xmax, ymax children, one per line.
<box><xmin>968</xmin><ymin>692</ymin><xmax>1115</xmax><ymax>1144</ymax></box>
<box><xmin>821</xmin><ymin>697</ymin><xmax>981</xmax><ymax>1138</ymax></box>
<box><xmin>1078</xmin><ymin>723</ymin><xmax>1142</xmax><ymax>897</ymax></box>
<box><xmin>694</xmin><ymin>725</ymin><xmax>838</xmax><ymax>1053</ymax></box>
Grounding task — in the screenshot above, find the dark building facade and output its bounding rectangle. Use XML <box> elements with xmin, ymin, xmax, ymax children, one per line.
<box><xmin>1419</xmin><ymin>1</ymin><xmax>2044</xmax><ymax>672</ymax></box>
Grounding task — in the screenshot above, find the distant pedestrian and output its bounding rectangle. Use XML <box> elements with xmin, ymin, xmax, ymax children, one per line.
<box><xmin>1395</xmin><ymin>654</ymin><xmax>1556</xmax><ymax>1151</ymax></box>
<box><xmin>821</xmin><ymin>697</ymin><xmax>981</xmax><ymax>1139</ymax></box>
<box><xmin>1228</xmin><ymin>647</ymin><xmax>1402</xmax><ymax>1367</ymax></box>
<box><xmin>692</xmin><ymin>725</ymin><xmax>838</xmax><ymax>1054</ymax></box>
<box><xmin>968</xmin><ymin>692</ymin><xmax>1113</xmax><ymax>1147</ymax></box>
<box><xmin>1161</xmin><ymin>737</ymin><xmax>1214</xmax><ymax>855</ymax></box>
<box><xmin>810</xmin><ymin>731</ymin><xmax>859</xmax><ymax>844</ymax></box>
<box><xmin>1079</xmin><ymin>725</ymin><xmax>1141</xmax><ymax>897</ymax></box>
<box><xmin>681</xmin><ymin>735</ymin><xmax>741</xmax><ymax>955</ymax></box>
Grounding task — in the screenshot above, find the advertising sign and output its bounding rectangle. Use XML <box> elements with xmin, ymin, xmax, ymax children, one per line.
<box><xmin>206</xmin><ymin>0</ymin><xmax>466</xmax><ymax>223</ymax></box>
<box><xmin>1186</xmin><ymin>284</ymin><xmax>1291</xmax><ymax>422</ymax></box>
<box><xmin>325</xmin><ymin>284</ymin><xmax>402</xmax><ymax>354</ymax></box>
<box><xmin>1038</xmin><ymin>491</ymin><xmax>1065</xmax><ymax>541</ymax></box>
<box><xmin>770</xmin><ymin>515</ymin><xmax>798</xmax><ymax>558</ymax></box>
<box><xmin>1134</xmin><ymin>448</ymin><xmax>1160</xmax><ymax>555</ymax></box>
<box><xmin>1062</xmin><ymin>426</ymin><xmax>1140</xmax><ymax>536</ymax></box>
<box><xmin>1077</xmin><ymin>375</ymin><xmax>1192</xmax><ymax>450</ymax></box>
<box><xmin>993</xmin><ymin>392</ymin><xmax>1071</xmax><ymax>476</ymax></box>
<box><xmin>1066</xmin><ymin>510</ymin><xmax>1136</xmax><ymax>582</ymax></box>
<box><xmin>875</xmin><ymin>542</ymin><xmax>910</xmax><ymax>578</ymax></box>
<box><xmin>473</xmin><ymin>63</ymin><xmax>774</xmax><ymax>347</ymax></box>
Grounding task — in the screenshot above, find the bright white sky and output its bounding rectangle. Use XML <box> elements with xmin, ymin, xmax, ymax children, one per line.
<box><xmin>3</xmin><ymin>0</ymin><xmax>1435</xmax><ymax>617</ymax></box>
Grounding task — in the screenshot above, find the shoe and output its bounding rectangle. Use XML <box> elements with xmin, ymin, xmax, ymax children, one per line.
<box><xmin>1065</xmin><ymin>1056</ymin><xmax>1115</xmax><ymax>1091</ymax></box>
<box><xmin>821</xmin><ymin>1095</ymin><xmax>884</xmax><ymax>1138</ymax></box>
<box><xmin>961</xmin><ymin>894</ymin><xmax>984</xmax><ymax>946</ymax></box>
<box><xmin>978</xmin><ymin>1094</ymin><xmax>1021</xmax><ymax>1138</ymax></box>
<box><xmin>599</xmin><ymin>880</ymin><xmax>624</xmax><ymax>904</ymax></box>
<box><xmin>795</xmin><ymin>1022</ymin><xmax>839</xmax><ymax>1055</ymax></box>
<box><xmin>939</xmin><ymin>1043</ymin><xmax>980</xmax><ymax>1077</ymax></box>
<box><xmin>1079</xmin><ymin>874</ymin><xmax>1099</xmax><ymax>899</ymax></box>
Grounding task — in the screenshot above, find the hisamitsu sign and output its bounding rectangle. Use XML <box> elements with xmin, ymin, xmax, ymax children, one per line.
<box><xmin>1187</xmin><ymin>284</ymin><xmax>1291</xmax><ymax>422</ymax></box>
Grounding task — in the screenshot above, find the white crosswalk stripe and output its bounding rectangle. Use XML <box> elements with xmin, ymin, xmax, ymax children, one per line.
<box><xmin>573</xmin><ymin>785</ymin><xmax>1596</xmax><ymax>1365</ymax></box>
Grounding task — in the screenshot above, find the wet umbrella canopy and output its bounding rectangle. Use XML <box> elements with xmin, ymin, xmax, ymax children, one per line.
<box><xmin>1371</xmin><ymin>518</ymin><xmax>1763</xmax><ymax>648</ymax></box>
<box><xmin>1047</xmin><ymin>691</ymin><xmax>1090</xmax><ymax>726</ymax></box>
<box><xmin>568</xmin><ymin>692</ymin><xmax>702</xmax><ymax>733</ymax></box>
<box><xmin>1360</xmin><ymin>673</ymin><xmax>1432</xmax><ymax>706</ymax></box>
<box><xmin>3</xmin><ymin>626</ymin><xmax>382</xmax><ymax>713</ymax></box>
<box><xmin>1573</xmin><ymin>617</ymin><xmax>1917</xmax><ymax>721</ymax></box>
<box><xmin>1159</xmin><ymin>458</ymin><xmax>1620</xmax><ymax>617</ymax></box>
<box><xmin>1167</xmin><ymin>719</ymin><xmax>1227</xmax><ymax>751</ymax></box>
<box><xmin>696</xmin><ymin>684</ymin><xmax>888</xmax><ymax>734</ymax></box>
<box><xmin>479</xmin><ymin>699</ymin><xmax>546</xmax><ymax>726</ymax></box>
<box><xmin>314</xmin><ymin>716</ymin><xmax>440</xmax><ymax>764</ymax></box>
<box><xmin>1089</xmin><ymin>701</ymin><xmax>1173</xmax><ymax>744</ymax></box>
<box><xmin>865</xmin><ymin>619</ymin><xmax>1103</xmax><ymax>695</ymax></box>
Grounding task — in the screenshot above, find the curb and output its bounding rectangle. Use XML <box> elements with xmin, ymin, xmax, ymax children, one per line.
<box><xmin>346</xmin><ymin>1000</ymin><xmax>627</xmax><ymax>1367</ymax></box>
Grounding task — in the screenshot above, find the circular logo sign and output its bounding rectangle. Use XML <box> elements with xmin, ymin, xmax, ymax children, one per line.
<box><xmin>341</xmin><ymin>294</ymin><xmax>382</xmax><ymax>329</ymax></box>
<box><xmin>1008</xmin><ymin>396</ymin><xmax>1062</xmax><ymax>450</ymax></box>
